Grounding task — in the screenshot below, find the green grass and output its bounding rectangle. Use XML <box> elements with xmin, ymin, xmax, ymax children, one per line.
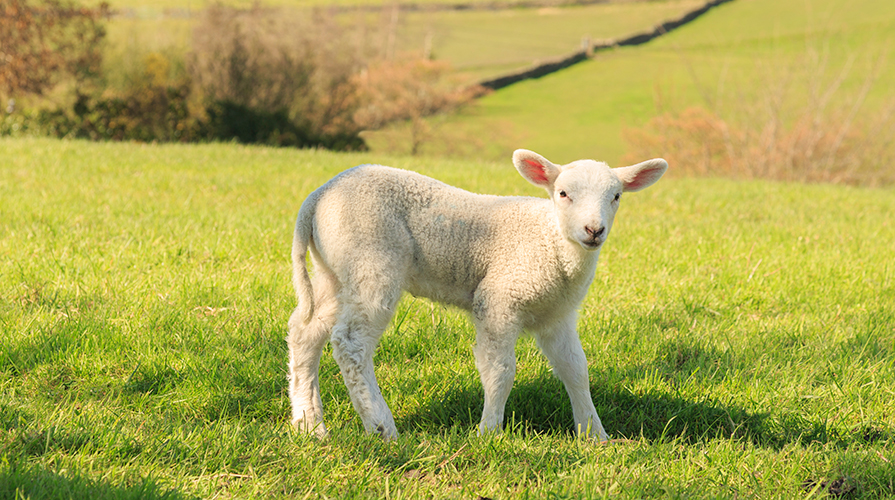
<box><xmin>376</xmin><ymin>0</ymin><xmax>895</xmax><ymax>163</ymax></box>
<box><xmin>2</xmin><ymin>137</ymin><xmax>895</xmax><ymax>498</ymax></box>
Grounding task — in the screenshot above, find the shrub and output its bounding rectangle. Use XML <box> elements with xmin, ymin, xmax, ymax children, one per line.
<box><xmin>2</xmin><ymin>2</ymin><xmax>481</xmax><ymax>152</ymax></box>
<box><xmin>188</xmin><ymin>4</ymin><xmax>367</xmax><ymax>149</ymax></box>
<box><xmin>201</xmin><ymin>100</ymin><xmax>365</xmax><ymax>150</ymax></box>
<box><xmin>36</xmin><ymin>84</ymin><xmax>195</xmax><ymax>142</ymax></box>
<box><xmin>626</xmin><ymin>105</ymin><xmax>895</xmax><ymax>187</ymax></box>
<box><xmin>624</xmin><ymin>48</ymin><xmax>895</xmax><ymax>186</ymax></box>
<box><xmin>354</xmin><ymin>58</ymin><xmax>485</xmax><ymax>155</ymax></box>
<box><xmin>0</xmin><ymin>0</ymin><xmax>109</xmax><ymax>98</ymax></box>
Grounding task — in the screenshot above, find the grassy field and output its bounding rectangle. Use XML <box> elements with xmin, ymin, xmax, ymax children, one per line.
<box><xmin>373</xmin><ymin>0</ymin><xmax>895</xmax><ymax>163</ymax></box>
<box><xmin>2</xmin><ymin>137</ymin><xmax>894</xmax><ymax>498</ymax></box>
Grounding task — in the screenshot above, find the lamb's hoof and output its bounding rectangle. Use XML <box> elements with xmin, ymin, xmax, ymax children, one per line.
<box><xmin>292</xmin><ymin>418</ymin><xmax>328</xmax><ymax>440</ymax></box>
<box><xmin>373</xmin><ymin>423</ymin><xmax>398</xmax><ymax>442</ymax></box>
<box><xmin>476</xmin><ymin>422</ymin><xmax>503</xmax><ymax>437</ymax></box>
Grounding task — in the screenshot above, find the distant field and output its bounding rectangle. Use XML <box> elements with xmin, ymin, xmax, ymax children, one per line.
<box><xmin>95</xmin><ymin>0</ymin><xmax>691</xmax><ymax>11</ymax></box>
<box><xmin>97</xmin><ymin>0</ymin><xmax>544</xmax><ymax>8</ymax></box>
<box><xmin>372</xmin><ymin>0</ymin><xmax>895</xmax><ymax>165</ymax></box>
<box><xmin>2</xmin><ymin>137</ymin><xmax>894</xmax><ymax>498</ymax></box>
<box><xmin>99</xmin><ymin>0</ymin><xmax>702</xmax><ymax>83</ymax></box>
<box><xmin>393</xmin><ymin>0</ymin><xmax>704</xmax><ymax>79</ymax></box>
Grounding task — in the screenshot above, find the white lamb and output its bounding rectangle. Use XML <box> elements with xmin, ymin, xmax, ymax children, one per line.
<box><xmin>287</xmin><ymin>149</ymin><xmax>667</xmax><ymax>442</ymax></box>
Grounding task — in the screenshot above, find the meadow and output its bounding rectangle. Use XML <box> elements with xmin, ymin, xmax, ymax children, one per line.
<box><xmin>2</xmin><ymin>137</ymin><xmax>894</xmax><ymax>498</ymax></box>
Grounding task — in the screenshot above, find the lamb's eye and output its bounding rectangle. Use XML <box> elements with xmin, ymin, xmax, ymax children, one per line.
<box><xmin>559</xmin><ymin>190</ymin><xmax>568</xmax><ymax>198</ymax></box>
<box><xmin>613</xmin><ymin>193</ymin><xmax>621</xmax><ymax>202</ymax></box>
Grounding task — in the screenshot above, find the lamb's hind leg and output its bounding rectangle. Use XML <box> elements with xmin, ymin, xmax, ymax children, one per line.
<box><xmin>329</xmin><ymin>287</ymin><xmax>402</xmax><ymax>440</ymax></box>
<box><xmin>287</xmin><ymin>270</ymin><xmax>338</xmax><ymax>438</ymax></box>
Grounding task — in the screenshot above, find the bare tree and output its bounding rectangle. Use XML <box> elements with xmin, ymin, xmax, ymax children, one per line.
<box><xmin>354</xmin><ymin>58</ymin><xmax>484</xmax><ymax>155</ymax></box>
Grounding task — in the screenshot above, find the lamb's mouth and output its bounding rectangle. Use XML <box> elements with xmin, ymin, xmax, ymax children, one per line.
<box><xmin>582</xmin><ymin>239</ymin><xmax>603</xmax><ymax>250</ymax></box>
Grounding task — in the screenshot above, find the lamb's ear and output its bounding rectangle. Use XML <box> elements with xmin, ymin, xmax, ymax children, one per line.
<box><xmin>615</xmin><ymin>158</ymin><xmax>668</xmax><ymax>192</ymax></box>
<box><xmin>513</xmin><ymin>149</ymin><xmax>562</xmax><ymax>188</ymax></box>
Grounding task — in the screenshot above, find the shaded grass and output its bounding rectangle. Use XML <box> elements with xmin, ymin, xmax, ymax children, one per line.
<box><xmin>2</xmin><ymin>138</ymin><xmax>895</xmax><ymax>498</ymax></box>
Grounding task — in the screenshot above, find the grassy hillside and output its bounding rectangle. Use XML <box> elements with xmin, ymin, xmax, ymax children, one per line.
<box><xmin>371</xmin><ymin>0</ymin><xmax>895</xmax><ymax>165</ymax></box>
<box><xmin>2</xmin><ymin>137</ymin><xmax>894</xmax><ymax>498</ymax></box>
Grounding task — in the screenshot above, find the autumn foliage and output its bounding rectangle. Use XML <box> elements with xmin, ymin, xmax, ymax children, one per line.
<box><xmin>1</xmin><ymin>1</ymin><xmax>479</xmax><ymax>151</ymax></box>
<box><xmin>625</xmin><ymin>106</ymin><xmax>895</xmax><ymax>186</ymax></box>
<box><xmin>354</xmin><ymin>59</ymin><xmax>484</xmax><ymax>155</ymax></box>
<box><xmin>0</xmin><ymin>0</ymin><xmax>109</xmax><ymax>98</ymax></box>
<box><xmin>625</xmin><ymin>50</ymin><xmax>895</xmax><ymax>187</ymax></box>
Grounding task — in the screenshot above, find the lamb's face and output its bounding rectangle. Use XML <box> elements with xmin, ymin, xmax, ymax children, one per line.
<box><xmin>551</xmin><ymin>161</ymin><xmax>624</xmax><ymax>251</ymax></box>
<box><xmin>513</xmin><ymin>149</ymin><xmax>666</xmax><ymax>252</ymax></box>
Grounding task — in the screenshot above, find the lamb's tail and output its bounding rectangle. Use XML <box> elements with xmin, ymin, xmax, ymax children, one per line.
<box><xmin>292</xmin><ymin>197</ymin><xmax>316</xmax><ymax>325</ymax></box>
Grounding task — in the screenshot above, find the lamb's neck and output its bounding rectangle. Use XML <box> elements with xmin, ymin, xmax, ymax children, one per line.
<box><xmin>553</xmin><ymin>232</ymin><xmax>600</xmax><ymax>284</ymax></box>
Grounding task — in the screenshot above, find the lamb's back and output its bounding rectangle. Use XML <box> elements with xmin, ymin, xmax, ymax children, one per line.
<box><xmin>312</xmin><ymin>166</ymin><xmax>560</xmax><ymax>309</ymax></box>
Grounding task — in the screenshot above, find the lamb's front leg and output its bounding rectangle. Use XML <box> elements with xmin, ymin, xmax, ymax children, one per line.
<box><xmin>535</xmin><ymin>316</ymin><xmax>608</xmax><ymax>442</ymax></box>
<box><xmin>473</xmin><ymin>316</ymin><xmax>520</xmax><ymax>435</ymax></box>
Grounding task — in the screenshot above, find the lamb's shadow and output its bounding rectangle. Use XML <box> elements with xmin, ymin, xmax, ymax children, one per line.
<box><xmin>397</xmin><ymin>368</ymin><xmax>889</xmax><ymax>449</ymax></box>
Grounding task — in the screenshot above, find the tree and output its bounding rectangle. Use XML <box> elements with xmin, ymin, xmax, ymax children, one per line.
<box><xmin>353</xmin><ymin>58</ymin><xmax>484</xmax><ymax>155</ymax></box>
<box><xmin>0</xmin><ymin>0</ymin><xmax>109</xmax><ymax>98</ymax></box>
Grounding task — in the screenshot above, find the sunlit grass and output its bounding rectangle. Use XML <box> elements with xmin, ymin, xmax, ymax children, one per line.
<box><xmin>1</xmin><ymin>137</ymin><xmax>894</xmax><ymax>498</ymax></box>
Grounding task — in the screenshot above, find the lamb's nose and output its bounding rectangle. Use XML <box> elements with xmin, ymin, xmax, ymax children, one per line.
<box><xmin>585</xmin><ymin>225</ymin><xmax>605</xmax><ymax>239</ymax></box>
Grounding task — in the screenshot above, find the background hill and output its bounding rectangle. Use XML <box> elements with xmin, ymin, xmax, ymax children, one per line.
<box><xmin>100</xmin><ymin>0</ymin><xmax>706</xmax><ymax>82</ymax></box>
<box><xmin>365</xmin><ymin>0</ymin><xmax>895</xmax><ymax>182</ymax></box>
<box><xmin>12</xmin><ymin>0</ymin><xmax>893</xmax><ymax>185</ymax></box>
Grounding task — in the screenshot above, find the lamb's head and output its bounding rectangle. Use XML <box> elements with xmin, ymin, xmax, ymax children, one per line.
<box><xmin>513</xmin><ymin>149</ymin><xmax>668</xmax><ymax>251</ymax></box>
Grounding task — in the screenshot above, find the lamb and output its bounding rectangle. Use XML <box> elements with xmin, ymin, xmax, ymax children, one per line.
<box><xmin>286</xmin><ymin>149</ymin><xmax>667</xmax><ymax>442</ymax></box>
